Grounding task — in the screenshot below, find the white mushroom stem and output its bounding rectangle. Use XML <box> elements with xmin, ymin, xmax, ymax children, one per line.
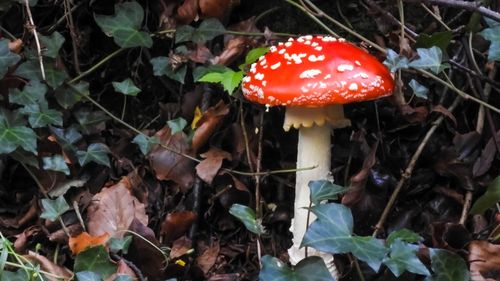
<box><xmin>285</xmin><ymin>105</ymin><xmax>350</xmax><ymax>278</ymax></box>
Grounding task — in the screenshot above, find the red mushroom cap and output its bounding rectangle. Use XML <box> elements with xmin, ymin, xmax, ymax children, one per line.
<box><xmin>241</xmin><ymin>36</ymin><xmax>394</xmax><ymax>107</ymax></box>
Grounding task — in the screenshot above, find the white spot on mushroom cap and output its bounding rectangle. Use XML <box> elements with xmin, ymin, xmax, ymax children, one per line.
<box><xmin>255</xmin><ymin>73</ymin><xmax>264</xmax><ymax>80</ymax></box>
<box><xmin>308</xmin><ymin>54</ymin><xmax>325</xmax><ymax>62</ymax></box>
<box><xmin>349</xmin><ymin>83</ymin><xmax>358</xmax><ymax>91</ymax></box>
<box><xmin>314</xmin><ymin>46</ymin><xmax>323</xmax><ymax>51</ymax></box>
<box><xmin>270</xmin><ymin>62</ymin><xmax>281</xmax><ymax>70</ymax></box>
<box><xmin>299</xmin><ymin>69</ymin><xmax>322</xmax><ymax>79</ymax></box>
<box><xmin>285</xmin><ymin>42</ymin><xmax>292</xmax><ymax>47</ymax></box>
<box><xmin>337</xmin><ymin>64</ymin><xmax>354</xmax><ymax>72</ymax></box>
<box><xmin>270</xmin><ymin>46</ymin><xmax>277</xmax><ymax>52</ymax></box>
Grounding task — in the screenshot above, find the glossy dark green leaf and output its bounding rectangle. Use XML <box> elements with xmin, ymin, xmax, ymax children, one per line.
<box><xmin>55</xmin><ymin>81</ymin><xmax>87</xmax><ymax>109</ymax></box>
<box><xmin>132</xmin><ymin>134</ymin><xmax>158</xmax><ymax>155</ymax></box>
<box><xmin>42</xmin><ymin>155</ymin><xmax>70</xmax><ymax>175</ymax></box>
<box><xmin>425</xmin><ymin>249</ymin><xmax>469</xmax><ymax>281</ymax></box>
<box><xmin>74</xmin><ymin>109</ymin><xmax>109</xmax><ymax>134</ymax></box>
<box><xmin>14</xmin><ymin>60</ymin><xmax>42</xmax><ymax>81</ymax></box>
<box><xmin>108</xmin><ymin>236</ymin><xmax>132</xmax><ymax>254</ymax></box>
<box><xmin>470</xmin><ymin>176</ymin><xmax>500</xmax><ymax>214</ymax></box>
<box><xmin>229</xmin><ymin>204</ymin><xmax>264</xmax><ymax>235</ymax></box>
<box><xmin>415</xmin><ymin>31</ymin><xmax>453</xmax><ymax>52</ymax></box>
<box><xmin>0</xmin><ymin>108</ymin><xmax>37</xmax><ymax>155</ymax></box>
<box><xmin>409</xmin><ymin>47</ymin><xmax>448</xmax><ymax>74</ymax></box>
<box><xmin>386</xmin><ymin>228</ymin><xmax>423</xmax><ymax>245</ymax></box>
<box><xmin>50</xmin><ymin>126</ymin><xmax>82</xmax><ymax>153</ymax></box>
<box><xmin>150</xmin><ymin>56</ymin><xmax>187</xmax><ymax>84</ymax></box>
<box><xmin>0</xmin><ymin>39</ymin><xmax>21</xmax><ymax>79</ymax></box>
<box><xmin>39</xmin><ymin>31</ymin><xmax>65</xmax><ymax>58</ymax></box>
<box><xmin>75</xmin><ymin>271</ymin><xmax>102</xmax><ymax>281</ymax></box>
<box><xmin>383</xmin><ymin>239</ymin><xmax>430</xmax><ymax>277</ymax></box>
<box><xmin>44</xmin><ymin>64</ymin><xmax>68</xmax><ymax>88</ymax></box>
<box><xmin>76</xmin><ymin>143</ymin><xmax>111</xmax><ymax>167</ymax></box>
<box><xmin>409</xmin><ymin>79</ymin><xmax>429</xmax><ymax>100</ymax></box>
<box><xmin>74</xmin><ymin>246</ymin><xmax>117</xmax><ymax>280</ymax></box>
<box><xmin>383</xmin><ymin>49</ymin><xmax>409</xmax><ymax>72</ymax></box>
<box><xmin>259</xmin><ymin>255</ymin><xmax>334</xmax><ymax>281</ymax></box>
<box><xmin>21</xmin><ymin>103</ymin><xmax>63</xmax><ymax>128</ymax></box>
<box><xmin>112</xmin><ymin>78</ymin><xmax>141</xmax><ymax>96</ymax></box>
<box><xmin>9</xmin><ymin>80</ymin><xmax>47</xmax><ymax>106</ymax></box>
<box><xmin>175</xmin><ymin>25</ymin><xmax>195</xmax><ymax>44</ymax></box>
<box><xmin>167</xmin><ymin>117</ymin><xmax>187</xmax><ymax>134</ymax></box>
<box><xmin>40</xmin><ymin>196</ymin><xmax>70</xmax><ymax>221</ymax></box>
<box><xmin>309</xmin><ymin>180</ymin><xmax>346</xmax><ymax>205</ymax></box>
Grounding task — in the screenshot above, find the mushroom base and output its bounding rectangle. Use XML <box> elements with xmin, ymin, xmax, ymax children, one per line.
<box><xmin>283</xmin><ymin>104</ymin><xmax>351</xmax><ymax>131</ymax></box>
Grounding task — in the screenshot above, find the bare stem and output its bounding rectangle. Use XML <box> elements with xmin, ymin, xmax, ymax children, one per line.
<box><xmin>24</xmin><ymin>0</ymin><xmax>45</xmax><ymax>80</ymax></box>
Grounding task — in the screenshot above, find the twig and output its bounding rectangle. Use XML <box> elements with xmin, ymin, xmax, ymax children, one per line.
<box><xmin>404</xmin><ymin>0</ymin><xmax>500</xmax><ymax>22</ymax></box>
<box><xmin>420</xmin><ymin>3</ymin><xmax>452</xmax><ymax>31</ymax></box>
<box><xmin>373</xmin><ymin>96</ymin><xmax>462</xmax><ymax>236</ymax></box>
<box><xmin>63</xmin><ymin>0</ymin><xmax>81</xmax><ymax>74</ymax></box>
<box><xmin>24</xmin><ymin>0</ymin><xmax>45</xmax><ymax>80</ymax></box>
<box><xmin>68</xmin><ymin>48</ymin><xmax>126</xmax><ymax>84</ymax></box>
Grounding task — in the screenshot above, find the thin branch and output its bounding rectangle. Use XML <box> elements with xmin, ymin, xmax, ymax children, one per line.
<box><xmin>24</xmin><ymin>0</ymin><xmax>45</xmax><ymax>80</ymax></box>
<box><xmin>404</xmin><ymin>0</ymin><xmax>500</xmax><ymax>22</ymax></box>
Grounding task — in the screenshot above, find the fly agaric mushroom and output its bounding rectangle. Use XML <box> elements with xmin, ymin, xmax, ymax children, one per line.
<box><xmin>241</xmin><ymin>35</ymin><xmax>394</xmax><ymax>271</ymax></box>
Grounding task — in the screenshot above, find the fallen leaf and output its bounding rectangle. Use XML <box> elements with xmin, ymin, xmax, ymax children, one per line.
<box><xmin>433</xmin><ymin>104</ymin><xmax>457</xmax><ymax>127</ymax></box>
<box><xmin>199</xmin><ymin>0</ymin><xmax>233</xmax><ymax>19</ymax></box>
<box><xmin>87</xmin><ymin>177</ymin><xmax>148</xmax><ymax>238</ymax></box>
<box><xmin>8</xmin><ymin>39</ymin><xmax>23</xmax><ymax>53</ymax></box>
<box><xmin>69</xmin><ymin>231</ymin><xmax>110</xmax><ymax>254</ymax></box>
<box><xmin>469</xmin><ymin>241</ymin><xmax>500</xmax><ymax>281</ymax></box>
<box><xmin>188</xmin><ymin>44</ymin><xmax>214</xmax><ymax>63</ymax></box>
<box><xmin>196</xmin><ymin>147</ymin><xmax>232</xmax><ymax>184</ymax></box>
<box><xmin>25</xmin><ymin>251</ymin><xmax>73</xmax><ymax>281</ymax></box>
<box><xmin>192</xmin><ymin>101</ymin><xmax>230</xmax><ymax>152</ymax></box>
<box><xmin>208</xmin><ymin>273</ymin><xmax>240</xmax><ymax>281</ymax></box>
<box><xmin>473</xmin><ymin>130</ymin><xmax>500</xmax><ymax>177</ymax></box>
<box><xmin>161</xmin><ymin>211</ymin><xmax>198</xmax><ymax>244</ymax></box>
<box><xmin>105</xmin><ymin>259</ymin><xmax>138</xmax><ymax>281</ymax></box>
<box><xmin>176</xmin><ymin>0</ymin><xmax>199</xmax><ymax>24</ymax></box>
<box><xmin>170</xmin><ymin>236</ymin><xmax>193</xmax><ymax>259</ymax></box>
<box><xmin>196</xmin><ymin>240</ymin><xmax>220</xmax><ymax>275</ymax></box>
<box><xmin>212</xmin><ymin>36</ymin><xmax>247</xmax><ymax>66</ymax></box>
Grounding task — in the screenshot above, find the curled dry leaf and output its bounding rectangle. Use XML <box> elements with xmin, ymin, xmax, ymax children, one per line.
<box><xmin>176</xmin><ymin>0</ymin><xmax>199</xmax><ymax>24</ymax></box>
<box><xmin>149</xmin><ymin>126</ymin><xmax>195</xmax><ymax>190</ymax></box>
<box><xmin>192</xmin><ymin>101</ymin><xmax>230</xmax><ymax>152</ymax></box>
<box><xmin>196</xmin><ymin>240</ymin><xmax>220</xmax><ymax>275</ymax></box>
<box><xmin>196</xmin><ymin>147</ymin><xmax>232</xmax><ymax>184</ymax></box>
<box><xmin>69</xmin><ymin>231</ymin><xmax>110</xmax><ymax>254</ymax></box>
<box><xmin>469</xmin><ymin>241</ymin><xmax>500</xmax><ymax>281</ymax></box>
<box><xmin>170</xmin><ymin>236</ymin><xmax>193</xmax><ymax>259</ymax></box>
<box><xmin>212</xmin><ymin>36</ymin><xmax>247</xmax><ymax>66</ymax></box>
<box><xmin>160</xmin><ymin>210</ymin><xmax>198</xmax><ymax>244</ymax></box>
<box><xmin>87</xmin><ymin>177</ymin><xmax>148</xmax><ymax>238</ymax></box>
<box><xmin>25</xmin><ymin>251</ymin><xmax>73</xmax><ymax>281</ymax></box>
<box><xmin>188</xmin><ymin>44</ymin><xmax>214</xmax><ymax>63</ymax></box>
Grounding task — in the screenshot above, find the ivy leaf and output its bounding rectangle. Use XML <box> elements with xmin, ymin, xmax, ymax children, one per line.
<box><xmin>409</xmin><ymin>46</ymin><xmax>448</xmax><ymax>74</ymax></box>
<box><xmin>10</xmin><ymin>148</ymin><xmax>39</xmax><ymax>169</ymax></box>
<box><xmin>383</xmin><ymin>239</ymin><xmax>430</xmax><ymax>277</ymax></box>
<box><xmin>383</xmin><ymin>49</ymin><xmax>409</xmax><ymax>72</ymax></box>
<box><xmin>74</xmin><ymin>246</ymin><xmax>117</xmax><ymax>280</ymax></box>
<box><xmin>229</xmin><ymin>204</ymin><xmax>264</xmax><ymax>235</ymax></box>
<box><xmin>108</xmin><ymin>236</ymin><xmax>132</xmax><ymax>254</ymax></box>
<box><xmin>415</xmin><ymin>31</ymin><xmax>453</xmax><ymax>52</ymax></box>
<box><xmin>114</xmin><ymin>275</ymin><xmax>133</xmax><ymax>281</ymax></box>
<box><xmin>40</xmin><ymin>196</ymin><xmax>70</xmax><ymax>221</ymax></box>
<box><xmin>0</xmin><ymin>39</ymin><xmax>21</xmax><ymax>79</ymax></box>
<box><xmin>198</xmin><ymin>67</ymin><xmax>243</xmax><ymax>95</ymax></box>
<box><xmin>244</xmin><ymin>47</ymin><xmax>270</xmax><ymax>66</ymax></box>
<box><xmin>44</xmin><ymin>64</ymin><xmax>68</xmax><ymax>89</ymax></box>
<box><xmin>150</xmin><ymin>56</ymin><xmax>187</xmax><ymax>84</ymax></box>
<box><xmin>175</xmin><ymin>25</ymin><xmax>195</xmax><ymax>44</ymax></box>
<box><xmin>42</xmin><ymin>155</ymin><xmax>70</xmax><ymax>175</ymax></box>
<box><xmin>76</xmin><ymin>143</ymin><xmax>111</xmax><ymax>167</ymax></box>
<box><xmin>470</xmin><ymin>176</ymin><xmax>500</xmax><ymax>214</ymax></box>
<box><xmin>9</xmin><ymin>80</ymin><xmax>47</xmax><ymax>106</ymax></box>
<box><xmin>132</xmin><ymin>134</ymin><xmax>158</xmax><ymax>155</ymax></box>
<box><xmin>259</xmin><ymin>255</ymin><xmax>334</xmax><ymax>281</ymax></box>
<box><xmin>425</xmin><ymin>249</ymin><xmax>469</xmax><ymax>281</ymax></box>
<box><xmin>39</xmin><ymin>31</ymin><xmax>65</xmax><ymax>58</ymax></box>
<box><xmin>112</xmin><ymin>78</ymin><xmax>141</xmax><ymax>96</ymax></box>
<box><xmin>0</xmin><ymin>108</ymin><xmax>37</xmax><ymax>155</ymax></box>
<box><xmin>386</xmin><ymin>228</ymin><xmax>423</xmax><ymax>245</ymax></box>
<box><xmin>167</xmin><ymin>117</ymin><xmax>187</xmax><ymax>134</ymax></box>
<box><xmin>74</xmin><ymin>109</ymin><xmax>109</xmax><ymax>135</ymax></box>
<box><xmin>50</xmin><ymin>126</ymin><xmax>82</xmax><ymax>153</ymax></box>
<box><xmin>20</xmin><ymin>102</ymin><xmax>63</xmax><ymax>128</ymax></box>
<box><xmin>409</xmin><ymin>79</ymin><xmax>429</xmax><ymax>100</ymax></box>
<box><xmin>309</xmin><ymin>180</ymin><xmax>346</xmax><ymax>205</ymax></box>
<box><xmin>480</xmin><ymin>26</ymin><xmax>500</xmax><ymax>61</ymax></box>
<box><xmin>75</xmin><ymin>271</ymin><xmax>102</xmax><ymax>281</ymax></box>
<box><xmin>14</xmin><ymin>60</ymin><xmax>42</xmax><ymax>82</ymax></box>
<box><xmin>94</xmin><ymin>1</ymin><xmax>152</xmax><ymax>48</ymax></box>
<box><xmin>55</xmin><ymin>81</ymin><xmax>87</xmax><ymax>109</ymax></box>
<box><xmin>175</xmin><ymin>18</ymin><xmax>226</xmax><ymax>44</ymax></box>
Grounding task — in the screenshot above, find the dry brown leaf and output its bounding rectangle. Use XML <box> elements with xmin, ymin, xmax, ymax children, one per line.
<box><xmin>469</xmin><ymin>241</ymin><xmax>500</xmax><ymax>281</ymax></box>
<box><xmin>196</xmin><ymin>240</ymin><xmax>220</xmax><ymax>275</ymax></box>
<box><xmin>105</xmin><ymin>259</ymin><xmax>138</xmax><ymax>281</ymax></box>
<box><xmin>212</xmin><ymin>36</ymin><xmax>247</xmax><ymax>66</ymax></box>
<box><xmin>160</xmin><ymin>211</ymin><xmax>198</xmax><ymax>244</ymax></box>
<box><xmin>199</xmin><ymin>0</ymin><xmax>232</xmax><ymax>19</ymax></box>
<box><xmin>68</xmin><ymin>231</ymin><xmax>110</xmax><ymax>254</ymax></box>
<box><xmin>8</xmin><ymin>39</ymin><xmax>23</xmax><ymax>53</ymax></box>
<box><xmin>196</xmin><ymin>147</ymin><xmax>232</xmax><ymax>184</ymax></box>
<box><xmin>87</xmin><ymin>177</ymin><xmax>148</xmax><ymax>238</ymax></box>
<box><xmin>192</xmin><ymin>101</ymin><xmax>230</xmax><ymax>152</ymax></box>
<box><xmin>25</xmin><ymin>251</ymin><xmax>73</xmax><ymax>281</ymax></box>
<box><xmin>149</xmin><ymin>126</ymin><xmax>195</xmax><ymax>190</ymax></box>
<box><xmin>433</xmin><ymin>105</ymin><xmax>457</xmax><ymax>127</ymax></box>
<box><xmin>188</xmin><ymin>44</ymin><xmax>214</xmax><ymax>63</ymax></box>
<box><xmin>176</xmin><ymin>0</ymin><xmax>199</xmax><ymax>24</ymax></box>
<box><xmin>170</xmin><ymin>236</ymin><xmax>193</xmax><ymax>259</ymax></box>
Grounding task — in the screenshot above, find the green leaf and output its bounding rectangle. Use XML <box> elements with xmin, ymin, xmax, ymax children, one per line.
<box><xmin>20</xmin><ymin>103</ymin><xmax>63</xmax><ymax>128</ymax></box>
<box><xmin>175</xmin><ymin>25</ymin><xmax>195</xmax><ymax>44</ymax></box>
<box><xmin>229</xmin><ymin>204</ymin><xmax>264</xmax><ymax>235</ymax></box>
<box><xmin>244</xmin><ymin>47</ymin><xmax>270</xmax><ymax>66</ymax></box>
<box><xmin>150</xmin><ymin>57</ymin><xmax>187</xmax><ymax>84</ymax></box>
<box><xmin>42</xmin><ymin>155</ymin><xmax>70</xmax><ymax>175</ymax></box>
<box><xmin>386</xmin><ymin>228</ymin><xmax>423</xmax><ymax>245</ymax></box>
<box><xmin>409</xmin><ymin>79</ymin><xmax>429</xmax><ymax>100</ymax></box>
<box><xmin>44</xmin><ymin>64</ymin><xmax>68</xmax><ymax>89</ymax></box>
<box><xmin>50</xmin><ymin>126</ymin><xmax>82</xmax><ymax>153</ymax></box>
<box><xmin>9</xmin><ymin>80</ymin><xmax>47</xmax><ymax>106</ymax></box>
<box><xmin>0</xmin><ymin>108</ymin><xmax>37</xmax><ymax>155</ymax></box>
<box><xmin>383</xmin><ymin>49</ymin><xmax>409</xmax><ymax>72</ymax></box>
<box><xmin>425</xmin><ymin>249</ymin><xmax>469</xmax><ymax>281</ymax></box>
<box><xmin>409</xmin><ymin>46</ymin><xmax>448</xmax><ymax>74</ymax></box>
<box><xmin>383</xmin><ymin>239</ymin><xmax>430</xmax><ymax>277</ymax></box>
<box><xmin>112</xmin><ymin>78</ymin><xmax>141</xmax><ymax>96</ymax></box>
<box><xmin>76</xmin><ymin>143</ymin><xmax>111</xmax><ymax>167</ymax></box>
<box><xmin>198</xmin><ymin>68</ymin><xmax>243</xmax><ymax>95</ymax></box>
<box><xmin>415</xmin><ymin>31</ymin><xmax>453</xmax><ymax>52</ymax></box>
<box><xmin>167</xmin><ymin>117</ymin><xmax>187</xmax><ymax>134</ymax></box>
<box><xmin>1</xmin><ymin>270</ymin><xmax>31</xmax><ymax>281</ymax></box>
<box><xmin>176</xmin><ymin>18</ymin><xmax>226</xmax><ymax>44</ymax></box>
<box><xmin>39</xmin><ymin>32</ymin><xmax>65</xmax><ymax>58</ymax></box>
<box><xmin>470</xmin><ymin>176</ymin><xmax>500</xmax><ymax>214</ymax></box>
<box><xmin>0</xmin><ymin>39</ymin><xmax>21</xmax><ymax>79</ymax></box>
<box><xmin>40</xmin><ymin>196</ymin><xmax>70</xmax><ymax>221</ymax></box>
<box><xmin>94</xmin><ymin>1</ymin><xmax>152</xmax><ymax>48</ymax></box>
<box><xmin>74</xmin><ymin>109</ymin><xmax>110</xmax><ymax>134</ymax></box>
<box><xmin>132</xmin><ymin>134</ymin><xmax>158</xmax><ymax>155</ymax></box>
<box><xmin>55</xmin><ymin>81</ymin><xmax>87</xmax><ymax>109</ymax></box>
<box><xmin>74</xmin><ymin>246</ymin><xmax>117</xmax><ymax>280</ymax></box>
<box><xmin>480</xmin><ymin>26</ymin><xmax>500</xmax><ymax>61</ymax></box>
<box><xmin>349</xmin><ymin>236</ymin><xmax>387</xmax><ymax>271</ymax></box>
<box><xmin>75</xmin><ymin>271</ymin><xmax>102</xmax><ymax>281</ymax></box>
<box><xmin>309</xmin><ymin>180</ymin><xmax>346</xmax><ymax>205</ymax></box>
<box><xmin>108</xmin><ymin>236</ymin><xmax>132</xmax><ymax>254</ymax></box>
<box><xmin>10</xmin><ymin>148</ymin><xmax>39</xmax><ymax>169</ymax></box>
<box><xmin>259</xmin><ymin>255</ymin><xmax>334</xmax><ymax>281</ymax></box>
<box><xmin>14</xmin><ymin>60</ymin><xmax>42</xmax><ymax>81</ymax></box>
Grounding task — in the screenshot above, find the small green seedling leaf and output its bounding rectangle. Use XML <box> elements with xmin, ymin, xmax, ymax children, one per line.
<box><xmin>42</xmin><ymin>155</ymin><xmax>70</xmax><ymax>175</ymax></box>
<box><xmin>9</xmin><ymin>80</ymin><xmax>47</xmax><ymax>107</ymax></box>
<box><xmin>383</xmin><ymin>49</ymin><xmax>409</xmax><ymax>72</ymax></box>
<box><xmin>409</xmin><ymin>79</ymin><xmax>429</xmax><ymax>100</ymax></box>
<box><xmin>198</xmin><ymin>67</ymin><xmax>243</xmax><ymax>95</ymax></box>
<box><xmin>167</xmin><ymin>117</ymin><xmax>188</xmax><ymax>134</ymax></box>
<box><xmin>108</xmin><ymin>236</ymin><xmax>132</xmax><ymax>254</ymax></box>
<box><xmin>480</xmin><ymin>25</ymin><xmax>500</xmax><ymax>61</ymax></box>
<box><xmin>40</xmin><ymin>196</ymin><xmax>70</xmax><ymax>221</ymax></box>
<box><xmin>229</xmin><ymin>204</ymin><xmax>264</xmax><ymax>235</ymax></box>
<box><xmin>39</xmin><ymin>31</ymin><xmax>65</xmax><ymax>58</ymax></box>
<box><xmin>112</xmin><ymin>78</ymin><xmax>141</xmax><ymax>96</ymax></box>
<box><xmin>470</xmin><ymin>176</ymin><xmax>500</xmax><ymax>214</ymax></box>
<box><xmin>244</xmin><ymin>47</ymin><xmax>270</xmax><ymax>66</ymax></box>
<box><xmin>383</xmin><ymin>239</ymin><xmax>430</xmax><ymax>277</ymax></box>
<box><xmin>0</xmin><ymin>39</ymin><xmax>21</xmax><ymax>79</ymax></box>
<box><xmin>75</xmin><ymin>271</ymin><xmax>102</xmax><ymax>281</ymax></box>
<box><xmin>309</xmin><ymin>180</ymin><xmax>346</xmax><ymax>205</ymax></box>
<box><xmin>132</xmin><ymin>134</ymin><xmax>159</xmax><ymax>155</ymax></box>
<box><xmin>415</xmin><ymin>31</ymin><xmax>453</xmax><ymax>52</ymax></box>
<box><xmin>76</xmin><ymin>143</ymin><xmax>111</xmax><ymax>167</ymax></box>
<box><xmin>0</xmin><ymin>108</ymin><xmax>37</xmax><ymax>155</ymax></box>
<box><xmin>386</xmin><ymin>228</ymin><xmax>423</xmax><ymax>245</ymax></box>
<box><xmin>409</xmin><ymin>46</ymin><xmax>448</xmax><ymax>74</ymax></box>
<box><xmin>74</xmin><ymin>246</ymin><xmax>117</xmax><ymax>280</ymax></box>
<box><xmin>425</xmin><ymin>249</ymin><xmax>469</xmax><ymax>281</ymax></box>
<box><xmin>150</xmin><ymin>56</ymin><xmax>187</xmax><ymax>84</ymax></box>
<box><xmin>259</xmin><ymin>255</ymin><xmax>334</xmax><ymax>281</ymax></box>
<box><xmin>94</xmin><ymin>1</ymin><xmax>152</xmax><ymax>48</ymax></box>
